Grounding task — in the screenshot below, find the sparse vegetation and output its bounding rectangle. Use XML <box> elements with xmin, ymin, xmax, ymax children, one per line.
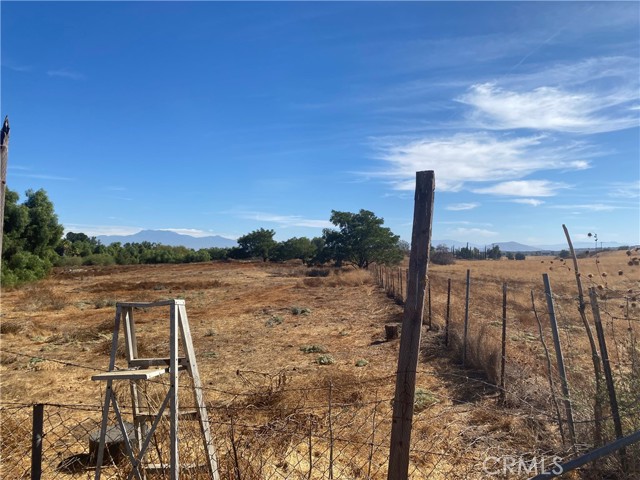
<box><xmin>316</xmin><ymin>354</ymin><xmax>335</xmax><ymax>365</ymax></box>
<box><xmin>300</xmin><ymin>344</ymin><xmax>327</xmax><ymax>354</ymax></box>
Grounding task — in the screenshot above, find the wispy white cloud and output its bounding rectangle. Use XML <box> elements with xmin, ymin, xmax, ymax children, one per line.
<box><xmin>550</xmin><ymin>203</ymin><xmax>618</xmax><ymax>212</ymax></box>
<box><xmin>608</xmin><ymin>181</ymin><xmax>640</xmax><ymax>199</ymax></box>
<box><xmin>473</xmin><ymin>180</ymin><xmax>568</xmax><ymax>197</ymax></box>
<box><xmin>458</xmin><ymin>82</ymin><xmax>638</xmax><ymax>134</ymax></box>
<box><xmin>47</xmin><ymin>69</ymin><xmax>86</xmax><ymax>81</ymax></box>
<box><xmin>158</xmin><ymin>228</ymin><xmax>221</xmax><ymax>238</ymax></box>
<box><xmin>373</xmin><ymin>132</ymin><xmax>590</xmax><ymax>191</ymax></box>
<box><xmin>446</xmin><ymin>202</ymin><xmax>479</xmax><ymax>211</ymax></box>
<box><xmin>237</xmin><ymin>211</ymin><xmax>332</xmax><ymax>229</ymax></box>
<box><xmin>512</xmin><ymin>198</ymin><xmax>545</xmax><ymax>206</ymax></box>
<box><xmin>12</xmin><ymin>173</ymin><xmax>75</xmax><ymax>181</ymax></box>
<box><xmin>447</xmin><ymin>227</ymin><xmax>499</xmax><ymax>238</ymax></box>
<box><xmin>64</xmin><ymin>224</ymin><xmax>142</xmax><ymax>237</ymax></box>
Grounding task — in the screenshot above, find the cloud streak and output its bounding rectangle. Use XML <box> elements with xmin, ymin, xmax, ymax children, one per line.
<box><xmin>373</xmin><ymin>132</ymin><xmax>590</xmax><ymax>191</ymax></box>
<box><xmin>47</xmin><ymin>69</ymin><xmax>86</xmax><ymax>80</ymax></box>
<box><xmin>473</xmin><ymin>180</ymin><xmax>568</xmax><ymax>197</ymax></box>
<box><xmin>446</xmin><ymin>203</ymin><xmax>479</xmax><ymax>211</ymax></box>
<box><xmin>237</xmin><ymin>211</ymin><xmax>332</xmax><ymax>229</ymax></box>
<box><xmin>458</xmin><ymin>82</ymin><xmax>639</xmax><ymax>134</ymax></box>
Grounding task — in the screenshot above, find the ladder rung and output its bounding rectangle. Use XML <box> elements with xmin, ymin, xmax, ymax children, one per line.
<box><xmin>135</xmin><ymin>409</ymin><xmax>199</xmax><ymax>421</ymax></box>
<box><xmin>92</xmin><ymin>368</ymin><xmax>168</xmax><ymax>381</ymax></box>
<box><xmin>129</xmin><ymin>357</ymin><xmax>188</xmax><ymax>368</ymax></box>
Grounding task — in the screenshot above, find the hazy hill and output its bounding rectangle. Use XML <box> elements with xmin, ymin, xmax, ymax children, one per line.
<box><xmin>97</xmin><ymin>230</ymin><xmax>237</xmax><ymax>249</ymax></box>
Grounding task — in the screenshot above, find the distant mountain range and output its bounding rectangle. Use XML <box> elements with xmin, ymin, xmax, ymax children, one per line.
<box><xmin>432</xmin><ymin>239</ymin><xmax>628</xmax><ymax>252</ymax></box>
<box><xmin>97</xmin><ymin>230</ymin><xmax>237</xmax><ymax>249</ymax></box>
<box><xmin>96</xmin><ymin>230</ymin><xmax>628</xmax><ymax>252</ymax></box>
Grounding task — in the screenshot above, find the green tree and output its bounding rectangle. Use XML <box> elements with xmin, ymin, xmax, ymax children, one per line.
<box><xmin>237</xmin><ymin>228</ymin><xmax>276</xmax><ymax>262</ymax></box>
<box><xmin>322</xmin><ymin>209</ymin><xmax>403</xmax><ymax>268</ymax></box>
<box><xmin>271</xmin><ymin>237</ymin><xmax>317</xmax><ymax>263</ymax></box>
<box><xmin>431</xmin><ymin>244</ymin><xmax>455</xmax><ymax>265</ymax></box>
<box><xmin>2</xmin><ymin>188</ymin><xmax>64</xmax><ymax>286</ymax></box>
<box><xmin>487</xmin><ymin>245</ymin><xmax>502</xmax><ymax>260</ymax></box>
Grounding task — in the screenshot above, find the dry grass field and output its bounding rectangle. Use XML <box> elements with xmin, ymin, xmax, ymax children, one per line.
<box><xmin>0</xmin><ymin>250</ymin><xmax>638</xmax><ymax>479</ymax></box>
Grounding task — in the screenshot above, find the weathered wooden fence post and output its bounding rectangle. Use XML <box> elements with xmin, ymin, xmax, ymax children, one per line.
<box><xmin>499</xmin><ymin>283</ymin><xmax>507</xmax><ymax>399</ymax></box>
<box><xmin>462</xmin><ymin>269</ymin><xmax>470</xmax><ymax>367</ymax></box>
<box><xmin>563</xmin><ymin>224</ymin><xmax>603</xmax><ymax>447</ymax></box>
<box><xmin>445</xmin><ymin>279</ymin><xmax>451</xmax><ymax>347</ymax></box>
<box><xmin>532</xmin><ymin>290</ymin><xmax>566</xmax><ymax>444</ymax></box>
<box><xmin>543</xmin><ymin>273</ymin><xmax>577</xmax><ymax>452</ymax></box>
<box><xmin>589</xmin><ymin>288</ymin><xmax>626</xmax><ymax>470</ymax></box>
<box><xmin>0</xmin><ymin>117</ymin><xmax>10</xmax><ymax>277</ymax></box>
<box><xmin>388</xmin><ymin>171</ymin><xmax>435</xmax><ymax>480</ymax></box>
<box><xmin>31</xmin><ymin>403</ymin><xmax>44</xmax><ymax>480</ymax></box>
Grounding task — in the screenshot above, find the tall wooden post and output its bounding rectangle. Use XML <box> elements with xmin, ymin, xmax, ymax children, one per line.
<box><xmin>0</xmin><ymin>116</ymin><xmax>10</xmax><ymax>275</ymax></box>
<box><xmin>543</xmin><ymin>273</ymin><xmax>577</xmax><ymax>451</ymax></box>
<box><xmin>388</xmin><ymin>171</ymin><xmax>435</xmax><ymax>480</ymax></box>
<box><xmin>462</xmin><ymin>269</ymin><xmax>471</xmax><ymax>367</ymax></box>
<box><xmin>563</xmin><ymin>224</ymin><xmax>603</xmax><ymax>447</ymax></box>
<box><xmin>500</xmin><ymin>283</ymin><xmax>507</xmax><ymax>398</ymax></box>
<box><xmin>589</xmin><ymin>288</ymin><xmax>626</xmax><ymax>469</ymax></box>
<box><xmin>445</xmin><ymin>279</ymin><xmax>451</xmax><ymax>347</ymax></box>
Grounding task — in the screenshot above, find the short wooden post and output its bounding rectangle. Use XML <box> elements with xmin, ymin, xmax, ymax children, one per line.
<box><xmin>500</xmin><ymin>283</ymin><xmax>507</xmax><ymax>397</ymax></box>
<box><xmin>31</xmin><ymin>403</ymin><xmax>44</xmax><ymax>480</ymax></box>
<box><xmin>445</xmin><ymin>279</ymin><xmax>451</xmax><ymax>347</ymax></box>
<box><xmin>462</xmin><ymin>269</ymin><xmax>470</xmax><ymax>367</ymax></box>
<box><xmin>385</xmin><ymin>324</ymin><xmax>399</xmax><ymax>341</ymax></box>
<box><xmin>543</xmin><ymin>273</ymin><xmax>577</xmax><ymax>451</ymax></box>
<box><xmin>589</xmin><ymin>288</ymin><xmax>626</xmax><ymax>469</ymax></box>
<box><xmin>388</xmin><ymin>171</ymin><xmax>435</xmax><ymax>480</ymax></box>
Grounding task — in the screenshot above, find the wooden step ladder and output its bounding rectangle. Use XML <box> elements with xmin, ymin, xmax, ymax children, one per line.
<box><xmin>92</xmin><ymin>299</ymin><xmax>219</xmax><ymax>480</ymax></box>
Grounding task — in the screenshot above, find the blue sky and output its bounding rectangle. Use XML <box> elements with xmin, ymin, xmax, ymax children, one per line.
<box><xmin>2</xmin><ymin>1</ymin><xmax>639</xmax><ymax>246</ymax></box>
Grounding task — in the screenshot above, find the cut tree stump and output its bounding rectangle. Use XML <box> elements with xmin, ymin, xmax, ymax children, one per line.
<box><xmin>89</xmin><ymin>422</ymin><xmax>134</xmax><ymax>466</ymax></box>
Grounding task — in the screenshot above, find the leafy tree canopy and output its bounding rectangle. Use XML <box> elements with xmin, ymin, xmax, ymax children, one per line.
<box><xmin>2</xmin><ymin>188</ymin><xmax>64</xmax><ymax>286</ymax></box>
<box><xmin>322</xmin><ymin>209</ymin><xmax>403</xmax><ymax>268</ymax></box>
<box><xmin>237</xmin><ymin>228</ymin><xmax>277</xmax><ymax>262</ymax></box>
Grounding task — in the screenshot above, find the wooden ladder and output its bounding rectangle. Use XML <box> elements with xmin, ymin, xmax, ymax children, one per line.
<box><xmin>92</xmin><ymin>299</ymin><xmax>219</xmax><ymax>480</ymax></box>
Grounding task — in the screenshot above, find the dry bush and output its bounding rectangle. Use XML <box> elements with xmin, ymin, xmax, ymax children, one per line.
<box><xmin>302</xmin><ymin>277</ymin><xmax>323</xmax><ymax>288</ymax></box>
<box><xmin>20</xmin><ymin>284</ymin><xmax>67</xmax><ymax>311</ymax></box>
<box><xmin>0</xmin><ymin>321</ymin><xmax>24</xmax><ymax>335</ymax></box>
<box><xmin>326</xmin><ymin>269</ymin><xmax>372</xmax><ymax>287</ymax></box>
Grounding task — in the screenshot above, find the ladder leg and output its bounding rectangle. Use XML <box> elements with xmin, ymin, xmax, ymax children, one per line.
<box><xmin>94</xmin><ymin>382</ymin><xmax>113</xmax><ymax>480</ymax></box>
<box><xmin>178</xmin><ymin>305</ymin><xmax>220</xmax><ymax>480</ymax></box>
<box><xmin>170</xmin><ymin>304</ymin><xmax>180</xmax><ymax>480</ymax></box>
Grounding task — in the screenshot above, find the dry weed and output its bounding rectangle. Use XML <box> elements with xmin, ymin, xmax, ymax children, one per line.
<box><xmin>20</xmin><ymin>284</ymin><xmax>67</xmax><ymax>311</ymax></box>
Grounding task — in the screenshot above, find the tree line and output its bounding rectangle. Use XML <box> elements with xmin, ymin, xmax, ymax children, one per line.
<box><xmin>1</xmin><ymin>188</ymin><xmax>407</xmax><ymax>287</ymax></box>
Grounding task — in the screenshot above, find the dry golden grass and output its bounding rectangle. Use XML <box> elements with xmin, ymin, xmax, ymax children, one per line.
<box><xmin>0</xmin><ymin>252</ymin><xmax>637</xmax><ymax>478</ymax></box>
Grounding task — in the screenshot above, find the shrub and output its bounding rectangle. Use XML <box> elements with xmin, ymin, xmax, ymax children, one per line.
<box><xmin>291</xmin><ymin>306</ymin><xmax>311</xmax><ymax>315</ymax></box>
<box><xmin>300</xmin><ymin>345</ymin><xmax>327</xmax><ymax>354</ymax></box>
<box><xmin>316</xmin><ymin>354</ymin><xmax>334</xmax><ymax>365</ymax></box>
<box><xmin>307</xmin><ymin>268</ymin><xmax>330</xmax><ymax>277</ymax></box>
<box><xmin>265</xmin><ymin>315</ymin><xmax>283</xmax><ymax>327</ymax></box>
<box><xmin>515</xmin><ymin>253</ymin><xmax>526</xmax><ymax>260</ymax></box>
<box><xmin>82</xmin><ymin>254</ymin><xmax>116</xmax><ymax>266</ymax></box>
<box><xmin>414</xmin><ymin>388</ymin><xmax>438</xmax><ymax>412</ymax></box>
<box><xmin>431</xmin><ymin>251</ymin><xmax>455</xmax><ymax>265</ymax></box>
